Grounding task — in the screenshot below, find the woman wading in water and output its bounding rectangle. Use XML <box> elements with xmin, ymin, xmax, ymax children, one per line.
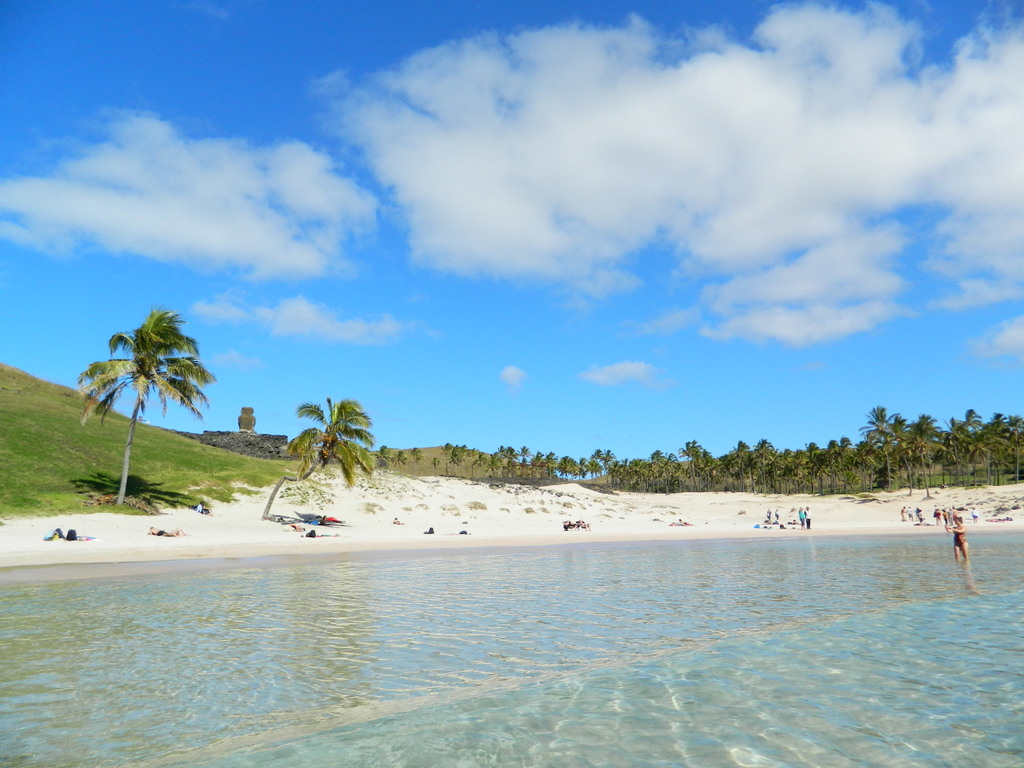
<box><xmin>945</xmin><ymin>514</ymin><xmax>969</xmax><ymax>561</ymax></box>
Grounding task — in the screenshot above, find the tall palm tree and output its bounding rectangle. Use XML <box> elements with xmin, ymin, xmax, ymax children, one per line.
<box><xmin>962</xmin><ymin>409</ymin><xmax>985</xmax><ymax>484</ymax></box>
<box><xmin>517</xmin><ymin>446</ymin><xmax>533</xmax><ymax>476</ymax></box>
<box><xmin>861</xmin><ymin>406</ymin><xmax>896</xmax><ymax>490</ymax></box>
<box><xmin>262</xmin><ymin>398</ymin><xmax>375</xmax><ymax>520</ymax></box>
<box><xmin>487</xmin><ymin>451</ymin><xmax>502</xmax><ymax>477</ymax></box>
<box><xmin>679</xmin><ymin>440</ymin><xmax>704</xmax><ymax>491</ymax></box>
<box><xmin>1006</xmin><ymin>415</ymin><xmax>1024</xmax><ymax>482</ymax></box>
<box><xmin>906</xmin><ymin>414</ymin><xmax>939</xmax><ymax>496</ymax></box>
<box><xmin>981</xmin><ymin>413</ymin><xmax>1007</xmax><ymax>485</ymax></box>
<box><xmin>889</xmin><ymin>415</ymin><xmax>910</xmax><ymax>490</ymax></box>
<box><xmin>752</xmin><ymin>439</ymin><xmax>775</xmax><ymax>493</ymax></box>
<box><xmin>728</xmin><ymin>441</ymin><xmax>751</xmax><ymax>492</ymax></box>
<box><xmin>79</xmin><ymin>308</ymin><xmax>215</xmax><ymax>506</ymax></box>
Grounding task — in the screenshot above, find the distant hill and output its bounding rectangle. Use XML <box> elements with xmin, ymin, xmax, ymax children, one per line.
<box><xmin>0</xmin><ymin>363</ymin><xmax>287</xmax><ymax>517</ymax></box>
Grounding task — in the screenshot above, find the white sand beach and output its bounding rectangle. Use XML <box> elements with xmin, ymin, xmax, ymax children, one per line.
<box><xmin>3</xmin><ymin>472</ymin><xmax>1023</xmax><ymax>571</ymax></box>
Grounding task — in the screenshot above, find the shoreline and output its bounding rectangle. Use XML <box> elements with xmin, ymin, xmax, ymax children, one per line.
<box><xmin>0</xmin><ymin>526</ymin><xmax>992</xmax><ymax>584</ymax></box>
<box><xmin>3</xmin><ymin>474</ymin><xmax>1022</xmax><ymax>582</ymax></box>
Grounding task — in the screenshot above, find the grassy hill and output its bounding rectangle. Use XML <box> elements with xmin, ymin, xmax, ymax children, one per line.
<box><xmin>0</xmin><ymin>363</ymin><xmax>289</xmax><ymax>518</ymax></box>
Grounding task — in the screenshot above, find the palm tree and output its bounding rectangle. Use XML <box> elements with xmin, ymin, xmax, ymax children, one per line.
<box><xmin>752</xmin><ymin>439</ymin><xmax>776</xmax><ymax>493</ymax></box>
<box><xmin>728</xmin><ymin>441</ymin><xmax>751</xmax><ymax>492</ymax></box>
<box><xmin>557</xmin><ymin>455</ymin><xmax>580</xmax><ymax>479</ymax></box>
<box><xmin>487</xmin><ymin>451</ymin><xmax>502</xmax><ymax>477</ymax></box>
<box><xmin>262</xmin><ymin>398</ymin><xmax>375</xmax><ymax>520</ymax></box>
<box><xmin>962</xmin><ymin>409</ymin><xmax>985</xmax><ymax>484</ymax></box>
<box><xmin>1006</xmin><ymin>415</ymin><xmax>1024</xmax><ymax>482</ymax></box>
<box><xmin>906</xmin><ymin>414</ymin><xmax>939</xmax><ymax>496</ymax></box>
<box><xmin>861</xmin><ymin>406</ymin><xmax>896</xmax><ymax>490</ymax></box>
<box><xmin>889</xmin><ymin>415</ymin><xmax>910</xmax><ymax>490</ymax></box>
<box><xmin>79</xmin><ymin>308</ymin><xmax>215</xmax><ymax>506</ymax></box>
<box><xmin>517</xmin><ymin>446</ymin><xmax>533</xmax><ymax>476</ymax></box>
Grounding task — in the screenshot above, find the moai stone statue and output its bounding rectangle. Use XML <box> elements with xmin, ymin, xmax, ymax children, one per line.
<box><xmin>238</xmin><ymin>407</ymin><xmax>256</xmax><ymax>432</ymax></box>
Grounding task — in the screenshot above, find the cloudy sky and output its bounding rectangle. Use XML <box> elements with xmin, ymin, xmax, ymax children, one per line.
<box><xmin>3</xmin><ymin>0</ymin><xmax>1024</xmax><ymax>461</ymax></box>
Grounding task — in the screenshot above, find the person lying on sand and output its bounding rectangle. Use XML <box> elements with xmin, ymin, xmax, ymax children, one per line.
<box><xmin>44</xmin><ymin>528</ymin><xmax>95</xmax><ymax>541</ymax></box>
<box><xmin>393</xmin><ymin>517</ymin><xmax>404</xmax><ymax>525</ymax></box>
<box><xmin>149</xmin><ymin>527</ymin><xmax>186</xmax><ymax>537</ymax></box>
<box><xmin>287</xmin><ymin>523</ymin><xmax>306</xmax><ymax>532</ymax></box>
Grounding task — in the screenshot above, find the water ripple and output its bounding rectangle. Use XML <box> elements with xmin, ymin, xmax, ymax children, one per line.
<box><xmin>1</xmin><ymin>532</ymin><xmax>1022</xmax><ymax>767</ymax></box>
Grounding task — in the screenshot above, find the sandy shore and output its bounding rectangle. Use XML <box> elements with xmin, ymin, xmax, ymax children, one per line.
<box><xmin>3</xmin><ymin>472</ymin><xmax>1023</xmax><ymax>575</ymax></box>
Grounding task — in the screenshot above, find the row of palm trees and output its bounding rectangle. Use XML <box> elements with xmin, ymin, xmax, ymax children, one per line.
<box><xmin>377</xmin><ymin>443</ymin><xmax>617</xmax><ymax>481</ymax></box>
<box><xmin>382</xmin><ymin>407</ymin><xmax>1024</xmax><ymax>497</ymax></box>
<box><xmin>613</xmin><ymin>407</ymin><xmax>1024</xmax><ymax>494</ymax></box>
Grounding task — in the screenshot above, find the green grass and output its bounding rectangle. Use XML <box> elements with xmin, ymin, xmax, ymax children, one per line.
<box><xmin>0</xmin><ymin>363</ymin><xmax>289</xmax><ymax>518</ymax></box>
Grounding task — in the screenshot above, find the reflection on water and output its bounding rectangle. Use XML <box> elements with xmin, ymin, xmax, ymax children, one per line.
<box><xmin>1</xmin><ymin>533</ymin><xmax>1022</xmax><ymax>768</ymax></box>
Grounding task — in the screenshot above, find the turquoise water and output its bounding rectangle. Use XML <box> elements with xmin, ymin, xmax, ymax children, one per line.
<box><xmin>2</xmin><ymin>532</ymin><xmax>1023</xmax><ymax>767</ymax></box>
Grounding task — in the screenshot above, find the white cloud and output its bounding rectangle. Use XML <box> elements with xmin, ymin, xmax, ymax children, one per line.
<box><xmin>499</xmin><ymin>365</ymin><xmax>527</xmax><ymax>393</ymax></box>
<box><xmin>0</xmin><ymin>113</ymin><xmax>376</xmax><ymax>278</ymax></box>
<box><xmin>578</xmin><ymin>360</ymin><xmax>670</xmax><ymax>388</ymax></box>
<box><xmin>700</xmin><ymin>228</ymin><xmax>912</xmax><ymax>345</ymax></box>
<box><xmin>931</xmin><ymin>278</ymin><xmax>1024</xmax><ymax>311</ymax></box>
<box><xmin>971</xmin><ymin>316</ymin><xmax>1024</xmax><ymax>362</ymax></box>
<box><xmin>334</xmin><ymin>5</ymin><xmax>1024</xmax><ymax>344</ymax></box>
<box><xmin>626</xmin><ymin>308</ymin><xmax>698</xmax><ymax>336</ymax></box>
<box><xmin>210</xmin><ymin>350</ymin><xmax>263</xmax><ymax>370</ymax></box>
<box><xmin>194</xmin><ymin>295</ymin><xmax>411</xmax><ymax>345</ymax></box>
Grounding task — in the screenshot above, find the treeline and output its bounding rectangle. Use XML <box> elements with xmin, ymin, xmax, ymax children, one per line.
<box><xmin>379</xmin><ymin>407</ymin><xmax>1024</xmax><ymax>496</ymax></box>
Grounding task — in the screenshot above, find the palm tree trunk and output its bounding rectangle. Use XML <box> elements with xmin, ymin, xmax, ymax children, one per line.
<box><xmin>261</xmin><ymin>467</ymin><xmax>315</xmax><ymax>520</ymax></box>
<box><xmin>117</xmin><ymin>400</ymin><xmax>143</xmax><ymax>505</ymax></box>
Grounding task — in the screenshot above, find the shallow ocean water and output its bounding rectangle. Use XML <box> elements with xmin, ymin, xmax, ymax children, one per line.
<box><xmin>1</xmin><ymin>531</ymin><xmax>1022</xmax><ymax>767</ymax></box>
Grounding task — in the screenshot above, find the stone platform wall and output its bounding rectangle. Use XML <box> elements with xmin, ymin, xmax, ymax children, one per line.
<box><xmin>173</xmin><ymin>430</ymin><xmax>291</xmax><ymax>460</ymax></box>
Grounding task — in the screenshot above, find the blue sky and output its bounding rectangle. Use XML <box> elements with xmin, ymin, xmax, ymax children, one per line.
<box><xmin>3</xmin><ymin>0</ymin><xmax>1024</xmax><ymax>462</ymax></box>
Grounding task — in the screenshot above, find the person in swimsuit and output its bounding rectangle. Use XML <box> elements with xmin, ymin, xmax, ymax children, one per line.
<box><xmin>945</xmin><ymin>515</ymin><xmax>968</xmax><ymax>561</ymax></box>
<box><xmin>149</xmin><ymin>527</ymin><xmax>186</xmax><ymax>537</ymax></box>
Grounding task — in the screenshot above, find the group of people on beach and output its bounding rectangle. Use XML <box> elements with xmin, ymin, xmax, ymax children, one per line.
<box><xmin>563</xmin><ymin>519</ymin><xmax>591</xmax><ymax>531</ymax></box>
<box><xmin>901</xmin><ymin>506</ymin><xmax>978</xmax><ymax>526</ymax></box>
<box><xmin>760</xmin><ymin>507</ymin><xmax>812</xmax><ymax>529</ymax></box>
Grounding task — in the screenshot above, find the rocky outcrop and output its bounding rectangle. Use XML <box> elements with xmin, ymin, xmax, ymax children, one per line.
<box><xmin>172</xmin><ymin>429</ymin><xmax>290</xmax><ymax>460</ymax></box>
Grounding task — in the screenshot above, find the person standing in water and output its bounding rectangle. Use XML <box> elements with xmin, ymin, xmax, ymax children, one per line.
<box><xmin>946</xmin><ymin>514</ymin><xmax>969</xmax><ymax>561</ymax></box>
